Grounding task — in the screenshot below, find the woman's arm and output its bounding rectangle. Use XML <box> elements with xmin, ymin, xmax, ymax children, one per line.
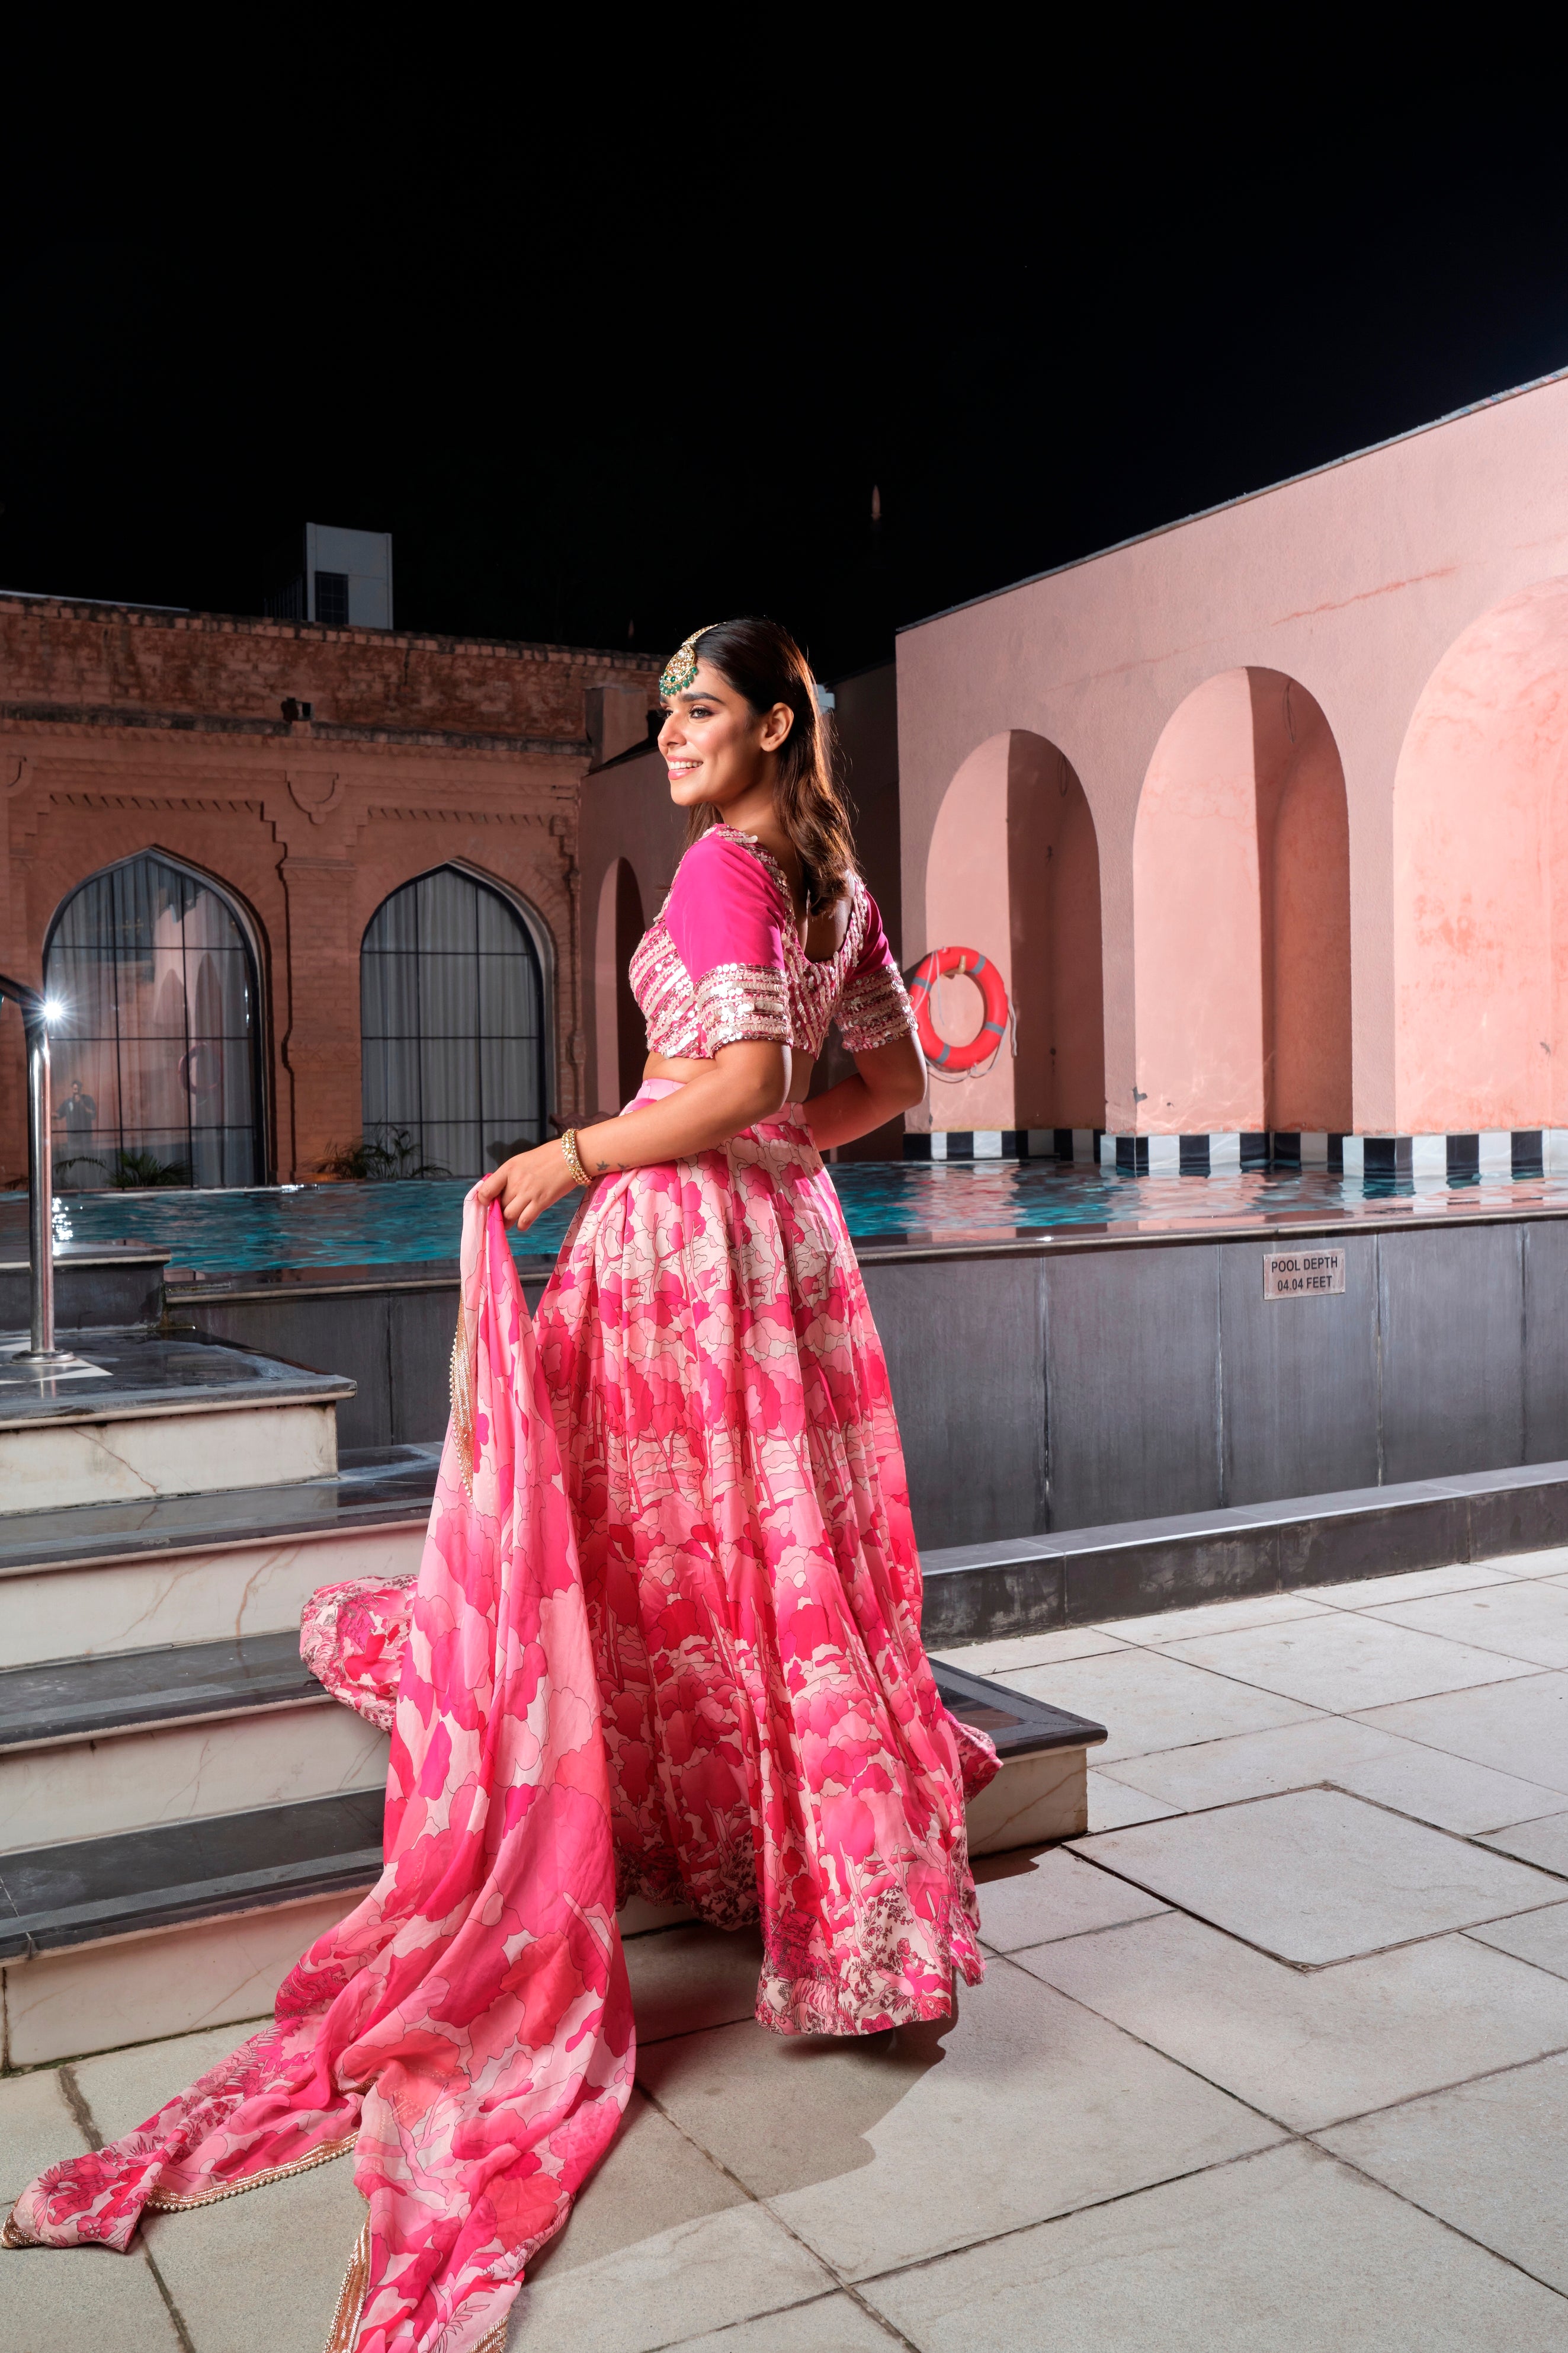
<box><xmin>474</xmin><ymin>1042</ymin><xmax>791</xmax><ymax>1231</ymax></box>
<box><xmin>803</xmin><ymin>1033</ymin><xmax>926</xmax><ymax>1152</ymax></box>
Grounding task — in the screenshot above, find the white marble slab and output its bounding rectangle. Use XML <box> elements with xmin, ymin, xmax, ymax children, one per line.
<box><xmin>863</xmin><ymin>2140</ymin><xmax>1568</xmax><ymax>2352</ymax></box>
<box><xmin>1367</xmin><ymin>1580</ymin><xmax>1568</xmax><ymax>1669</ymax></box>
<box><xmin>1019</xmin><ymin>1910</ymin><xmax>1568</xmax><ymax>2130</ymax></box>
<box><xmin>966</xmin><ymin>1743</ymin><xmax>1086</xmax><ymax>1852</ymax></box>
<box><xmin>973</xmin><ymin>1845</ymin><xmax>1169</xmax><ymax>1954</ymax></box>
<box><xmin>1161</xmin><ymin>1612</ymin><xmax>1537</xmax><ymax>1712</ymax></box>
<box><xmin>639</xmin><ymin>1958</ymin><xmax>1280</xmax><ymax>2281</ymax></box>
<box><xmin>0</xmin><ymin>1524</ymin><xmax>425</xmax><ymax>1667</ymax></box>
<box><xmin>997</xmin><ymin>1646</ymin><xmax>1320</xmax><ymax>1764</ymax></box>
<box><xmin>0</xmin><ymin>1398</ymin><xmax>338</xmax><ymax>1513</ymax></box>
<box><xmin>0</xmin><ymin>1703</ymin><xmax>390</xmax><ymax>1852</ymax></box>
<box><xmin>1318</xmin><ymin>2048</ymin><xmax>1568</xmax><ymax>2294</ymax></box>
<box><xmin>3</xmin><ymin>1887</ymin><xmax>366</xmax><ymax>2065</ymax></box>
<box><xmin>1357</xmin><ymin>1672</ymin><xmax>1568</xmax><ymax>1794</ymax></box>
<box><xmin>507</xmin><ymin>2200</ymin><xmax>835</xmax><ymax>2353</ymax></box>
<box><xmin>1072</xmin><ymin>1788</ymin><xmax>1565</xmax><ymax>1964</ymax></box>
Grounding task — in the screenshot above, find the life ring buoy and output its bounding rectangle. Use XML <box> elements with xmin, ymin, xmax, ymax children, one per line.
<box><xmin>909</xmin><ymin>946</ymin><xmax>1009</xmax><ymax>1073</ymax></box>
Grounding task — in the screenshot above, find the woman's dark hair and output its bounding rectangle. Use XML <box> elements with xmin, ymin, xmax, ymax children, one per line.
<box><xmin>681</xmin><ymin>616</ymin><xmax>857</xmax><ymax>912</ymax></box>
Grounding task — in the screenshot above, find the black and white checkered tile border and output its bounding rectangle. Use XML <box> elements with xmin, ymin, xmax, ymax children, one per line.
<box><xmin>903</xmin><ymin>1129</ymin><xmax>1568</xmax><ymax>1173</ymax></box>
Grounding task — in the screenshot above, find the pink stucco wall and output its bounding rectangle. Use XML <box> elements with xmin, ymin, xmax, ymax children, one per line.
<box><xmin>913</xmin><ymin>730</ymin><xmax>1105</xmax><ymax>1134</ymax></box>
<box><xmin>579</xmin><ymin>744</ymin><xmax>686</xmax><ymax>1119</ymax></box>
<box><xmin>897</xmin><ymin>369</ymin><xmax>1568</xmax><ymax>1135</ymax></box>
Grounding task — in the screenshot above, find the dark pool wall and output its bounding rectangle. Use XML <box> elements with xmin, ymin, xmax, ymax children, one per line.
<box><xmin>171</xmin><ymin>1214</ymin><xmax>1568</xmax><ymax>1548</ymax></box>
<box><xmin>865</xmin><ymin>1218</ymin><xmax>1568</xmax><ymax>1547</ymax></box>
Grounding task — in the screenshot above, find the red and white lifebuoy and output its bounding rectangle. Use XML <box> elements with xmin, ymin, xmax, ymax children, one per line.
<box><xmin>909</xmin><ymin>946</ymin><xmax>1010</xmax><ymax>1073</ymax></box>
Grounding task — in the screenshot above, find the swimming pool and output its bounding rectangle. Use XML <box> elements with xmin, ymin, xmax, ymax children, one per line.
<box><xmin>7</xmin><ymin>1157</ymin><xmax>1568</xmax><ymax>1277</ymax></box>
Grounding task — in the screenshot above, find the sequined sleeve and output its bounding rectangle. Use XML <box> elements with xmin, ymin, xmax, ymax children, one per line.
<box><xmin>664</xmin><ymin>829</ymin><xmax>791</xmax><ymax>1051</ymax></box>
<box><xmin>835</xmin><ymin>886</ymin><xmax>918</xmax><ymax>1052</ymax></box>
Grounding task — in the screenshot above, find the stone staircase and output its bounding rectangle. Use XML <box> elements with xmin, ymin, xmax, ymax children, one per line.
<box><xmin>0</xmin><ymin>1328</ymin><xmax>1104</xmax><ymax>2069</ymax></box>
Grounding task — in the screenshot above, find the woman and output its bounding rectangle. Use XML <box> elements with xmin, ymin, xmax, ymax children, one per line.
<box><xmin>5</xmin><ymin>618</ymin><xmax>990</xmax><ymax>2349</ymax></box>
<box><xmin>488</xmin><ymin>614</ymin><xmax>995</xmax><ymax>2030</ymax></box>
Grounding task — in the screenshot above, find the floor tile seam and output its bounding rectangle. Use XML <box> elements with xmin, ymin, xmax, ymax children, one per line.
<box><xmin>1006</xmin><ymin>1884</ymin><xmax>1568</xmax><ymax>1983</ymax></box>
<box><xmin>633</xmin><ymin>2011</ymin><xmax>758</xmax><ymax>2050</ymax></box>
<box><xmin>1094</xmin><ymin>1750</ymin><xmax>1568</xmax><ymax>1830</ymax></box>
<box><xmin>0</xmin><ymin>2009</ymin><xmax>272</xmax><ymax>2082</ymax></box>
<box><xmin>631</xmin><ymin>2075</ymin><xmax>865</xmax><ymax>2314</ymax></box>
<box><xmin>1297</xmin><ymin>1769</ymin><xmax>1568</xmax><ymax>1864</ymax></box>
<box><xmin>1082</xmin><ymin>1604</ymin><xmax>1342</xmax><ymax>1648</ymax></box>
<box><xmin>142</xmin><ymin>2245</ymin><xmax>200</xmax><ymax>2353</ymax></box>
<box><xmin>636</xmin><ymin>2290</ymin><xmax>894</xmax><ymax>2353</ymax></box>
<box><xmin>1460</xmin><ymin>1925</ymin><xmax>1568</xmax><ymax>1981</ymax></box>
<box><xmin>1339</xmin><ymin>1707</ymin><xmax>1568</xmax><ymax>1796</ymax></box>
<box><xmin>1351</xmin><ymin>1605</ymin><xmax>1568</xmax><ymax>1670</ymax></box>
<box><xmin>844</xmin><ymin>2136</ymin><xmax>1303</xmax><ymax>2298</ymax></box>
<box><xmin>1301</xmin><ymin>2036</ymin><xmax>1568</xmax><ymax>2138</ymax></box>
<box><xmin>1008</xmin><ymin>1933</ymin><xmax>1568</xmax><ymax>2132</ymax></box>
<box><xmin>1299</xmin><ymin>1577</ymin><xmax>1529</xmax><ymax>1612</ymax></box>
<box><xmin>1053</xmin><ymin>1856</ymin><xmax>1341</xmax><ymax>1970</ymax></box>
<box><xmin>977</xmin><ymin>1906</ymin><xmax>1173</xmax><ymax>1960</ymax></box>
<box><xmin>1299</xmin><ymin>2133</ymin><xmax>1568</xmax><ymax>2304</ymax></box>
<box><xmin>988</xmin><ymin>1946</ymin><xmax>1303</xmax><ymax>2128</ymax></box>
<box><xmin>1078</xmin><ymin>1770</ymin><xmax>1568</xmax><ymax>1887</ymax></box>
<box><xmin>1134</xmin><ymin>1644</ymin><xmax>1550</xmax><ymax>1711</ymax></box>
<box><xmin>1053</xmin><ymin>1703</ymin><xmax>1338</xmax><ymax>1771</ymax></box>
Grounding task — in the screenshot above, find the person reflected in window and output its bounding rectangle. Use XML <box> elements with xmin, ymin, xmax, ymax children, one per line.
<box><xmin>54</xmin><ymin>1078</ymin><xmax>97</xmax><ymax>1139</ymax></box>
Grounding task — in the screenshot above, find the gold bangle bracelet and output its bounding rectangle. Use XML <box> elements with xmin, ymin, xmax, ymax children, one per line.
<box><xmin>560</xmin><ymin>1128</ymin><xmax>592</xmax><ymax>1186</ymax></box>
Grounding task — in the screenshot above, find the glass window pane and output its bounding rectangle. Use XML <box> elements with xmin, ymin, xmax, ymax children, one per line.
<box><xmin>45</xmin><ymin>854</ymin><xmax>262</xmax><ymax>1190</ymax></box>
<box><xmin>361</xmin><ymin>868</ymin><xmax>544</xmax><ymax>1179</ymax></box>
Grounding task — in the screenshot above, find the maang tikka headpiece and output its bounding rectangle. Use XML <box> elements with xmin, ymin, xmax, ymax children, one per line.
<box><xmin>659</xmin><ymin>624</ymin><xmax>720</xmax><ymax>700</ymax></box>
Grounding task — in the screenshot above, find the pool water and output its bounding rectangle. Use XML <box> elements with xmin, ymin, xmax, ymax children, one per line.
<box><xmin>5</xmin><ymin>1158</ymin><xmax>1566</xmax><ymax>1278</ymax></box>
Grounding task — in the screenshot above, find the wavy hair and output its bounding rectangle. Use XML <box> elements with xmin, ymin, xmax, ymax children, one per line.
<box><xmin>679</xmin><ymin>616</ymin><xmax>856</xmax><ymax>913</ymax></box>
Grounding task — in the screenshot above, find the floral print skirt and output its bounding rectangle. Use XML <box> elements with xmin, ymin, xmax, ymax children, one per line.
<box><xmin>534</xmin><ymin>1082</ymin><xmax>994</xmax><ymax>2034</ymax></box>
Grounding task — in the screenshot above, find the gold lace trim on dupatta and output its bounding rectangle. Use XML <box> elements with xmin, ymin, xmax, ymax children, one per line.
<box><xmin>146</xmin><ymin>2134</ymin><xmax>356</xmax><ymax>2211</ymax></box>
<box><xmin>322</xmin><ymin>2214</ymin><xmax>509</xmax><ymax>2353</ymax></box>
<box><xmin>1</xmin><ymin>2137</ymin><xmax>356</xmax><ymax>2248</ymax></box>
<box><xmin>450</xmin><ymin>1278</ymin><xmax>478</xmax><ymax>1498</ymax></box>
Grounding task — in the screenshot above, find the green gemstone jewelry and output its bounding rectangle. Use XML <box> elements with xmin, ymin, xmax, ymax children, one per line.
<box><xmin>659</xmin><ymin>625</ymin><xmax>719</xmax><ymax>700</ymax></box>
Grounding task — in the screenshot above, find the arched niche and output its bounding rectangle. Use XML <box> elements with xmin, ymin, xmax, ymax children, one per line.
<box><xmin>1392</xmin><ymin>577</ymin><xmax>1568</xmax><ymax>1133</ymax></box>
<box><xmin>44</xmin><ymin>849</ymin><xmax>268</xmax><ymax>1188</ymax></box>
<box><xmin>361</xmin><ymin>863</ymin><xmax>548</xmax><ymax>1177</ymax></box>
<box><xmin>924</xmin><ymin>731</ymin><xmax>1105</xmax><ymax>1131</ymax></box>
<box><xmin>1133</xmin><ymin>669</ymin><xmax>1351</xmax><ymax>1134</ymax></box>
<box><xmin>594</xmin><ymin>857</ymin><xmax>647</xmax><ymax>1116</ymax></box>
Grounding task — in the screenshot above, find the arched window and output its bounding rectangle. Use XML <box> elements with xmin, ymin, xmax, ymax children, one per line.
<box><xmin>361</xmin><ymin>865</ymin><xmax>547</xmax><ymax>1177</ymax></box>
<box><xmin>44</xmin><ymin>853</ymin><xmax>266</xmax><ymax>1189</ymax></box>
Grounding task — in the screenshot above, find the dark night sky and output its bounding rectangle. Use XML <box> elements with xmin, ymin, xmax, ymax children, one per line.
<box><xmin>5</xmin><ymin>53</ymin><xmax>1566</xmax><ymax>683</ymax></box>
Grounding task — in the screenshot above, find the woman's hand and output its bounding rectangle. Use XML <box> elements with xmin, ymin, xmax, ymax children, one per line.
<box><xmin>473</xmin><ymin>1138</ymin><xmax>581</xmax><ymax>1231</ymax></box>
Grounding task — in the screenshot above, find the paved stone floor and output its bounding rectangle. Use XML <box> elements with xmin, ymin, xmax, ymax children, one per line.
<box><xmin>11</xmin><ymin>1550</ymin><xmax>1568</xmax><ymax>2348</ymax></box>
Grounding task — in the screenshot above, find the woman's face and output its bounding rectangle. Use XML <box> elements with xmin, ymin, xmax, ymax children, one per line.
<box><xmin>658</xmin><ymin>658</ymin><xmax>792</xmax><ymax>815</ymax></box>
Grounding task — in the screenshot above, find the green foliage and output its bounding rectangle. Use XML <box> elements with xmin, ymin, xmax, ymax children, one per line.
<box><xmin>315</xmin><ymin>1130</ymin><xmax>451</xmax><ymax>1182</ymax></box>
<box><xmin>55</xmin><ymin>1148</ymin><xmax>193</xmax><ymax>1189</ymax></box>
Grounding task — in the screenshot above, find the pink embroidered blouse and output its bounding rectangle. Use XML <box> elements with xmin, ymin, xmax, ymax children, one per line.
<box><xmin>629</xmin><ymin>823</ymin><xmax>915</xmax><ymax>1062</ymax></box>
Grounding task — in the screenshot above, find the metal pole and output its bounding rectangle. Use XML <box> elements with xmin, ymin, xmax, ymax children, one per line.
<box><xmin>25</xmin><ymin>1001</ymin><xmax>53</xmax><ymax>1356</ymax></box>
<box><xmin>1</xmin><ymin>972</ymin><xmax>64</xmax><ymax>1366</ymax></box>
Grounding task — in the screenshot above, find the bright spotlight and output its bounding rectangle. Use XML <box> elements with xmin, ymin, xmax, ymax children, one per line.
<box><xmin>41</xmin><ymin>998</ymin><xmax>65</xmax><ymax>1022</ymax></box>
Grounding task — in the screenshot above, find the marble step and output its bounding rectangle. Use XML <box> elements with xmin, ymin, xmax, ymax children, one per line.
<box><xmin>0</xmin><ymin>1330</ymin><xmax>357</xmax><ymax>1513</ymax></box>
<box><xmin>0</xmin><ymin>1624</ymin><xmax>1102</xmax><ymax>1859</ymax></box>
<box><xmin>0</xmin><ymin>1664</ymin><xmax>1105</xmax><ymax>2066</ymax></box>
<box><xmin>0</xmin><ymin>1631</ymin><xmax>390</xmax><ymax>1853</ymax></box>
<box><xmin>0</xmin><ymin>1443</ymin><xmax>439</xmax><ymax>1668</ymax></box>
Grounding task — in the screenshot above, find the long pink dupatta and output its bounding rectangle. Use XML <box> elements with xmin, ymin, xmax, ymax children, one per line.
<box><xmin>5</xmin><ymin>1196</ymin><xmax>634</xmax><ymax>2353</ymax></box>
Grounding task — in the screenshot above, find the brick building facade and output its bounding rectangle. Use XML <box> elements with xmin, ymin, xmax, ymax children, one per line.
<box><xmin>0</xmin><ymin>593</ymin><xmax>659</xmax><ymax>1186</ymax></box>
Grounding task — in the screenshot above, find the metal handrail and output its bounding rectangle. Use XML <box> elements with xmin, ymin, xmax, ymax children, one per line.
<box><xmin>0</xmin><ymin>971</ymin><xmax>64</xmax><ymax>1363</ymax></box>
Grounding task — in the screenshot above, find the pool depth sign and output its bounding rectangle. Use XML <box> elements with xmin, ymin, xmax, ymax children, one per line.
<box><xmin>1263</xmin><ymin>1247</ymin><xmax>1346</xmax><ymax>1300</ymax></box>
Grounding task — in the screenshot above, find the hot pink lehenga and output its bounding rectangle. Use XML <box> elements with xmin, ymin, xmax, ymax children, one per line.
<box><xmin>5</xmin><ymin>823</ymin><xmax>994</xmax><ymax>2349</ymax></box>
